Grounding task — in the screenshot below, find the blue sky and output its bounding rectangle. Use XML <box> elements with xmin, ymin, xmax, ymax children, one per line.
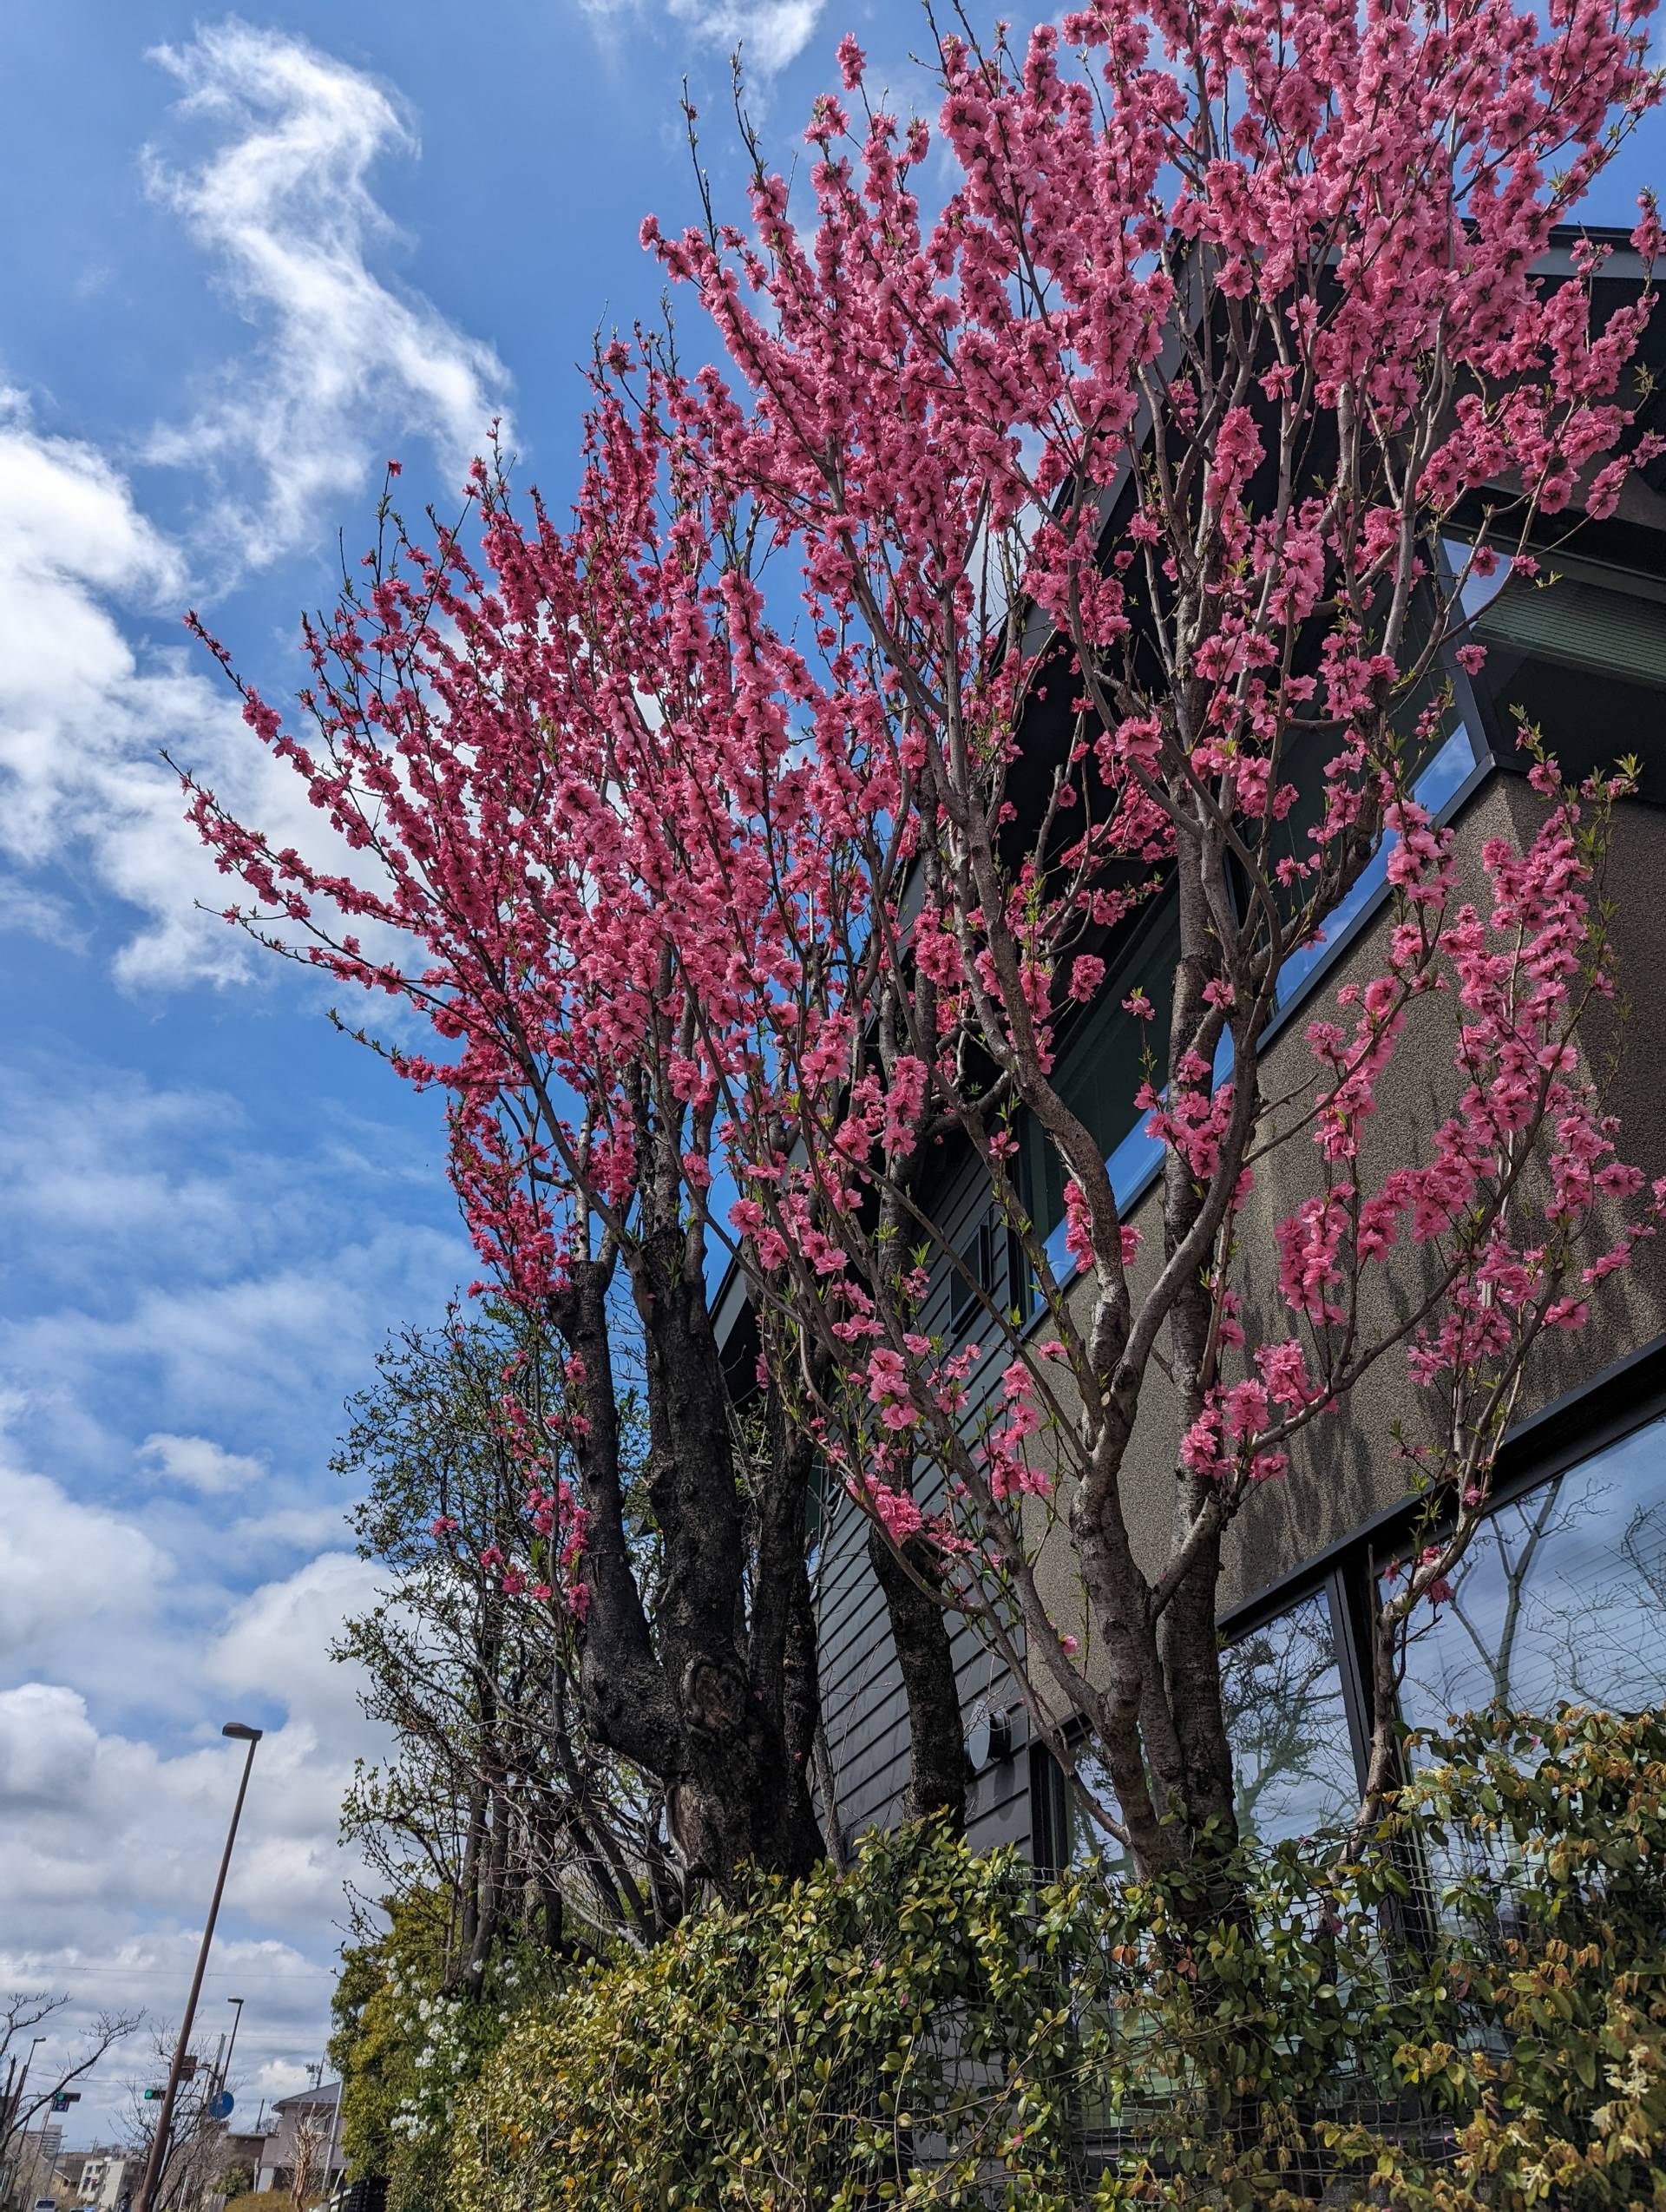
<box><xmin>1</xmin><ymin>0</ymin><xmax>1662</xmax><ymax>2147</ymax></box>
<box><xmin>0</xmin><ymin>0</ymin><xmax>916</xmax><ymax>2138</ymax></box>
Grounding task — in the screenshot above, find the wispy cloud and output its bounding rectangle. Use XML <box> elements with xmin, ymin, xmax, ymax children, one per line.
<box><xmin>142</xmin><ymin>18</ymin><xmax>510</xmax><ymax>567</ymax></box>
<box><xmin>577</xmin><ymin>0</ymin><xmax>826</xmax><ymax>75</ymax></box>
<box><xmin>0</xmin><ymin>391</ymin><xmax>305</xmax><ymax>986</ymax></box>
<box><xmin>138</xmin><ymin>1432</ymin><xmax>267</xmax><ymax>1495</ymax></box>
<box><xmin>0</xmin><ymin>385</ymin><xmax>473</xmax><ymax>989</ymax></box>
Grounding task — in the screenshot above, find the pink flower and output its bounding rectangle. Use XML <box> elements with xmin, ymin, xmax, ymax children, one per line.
<box><xmin>1069</xmin><ymin>954</ymin><xmax>1105</xmax><ymax>1002</ymax></box>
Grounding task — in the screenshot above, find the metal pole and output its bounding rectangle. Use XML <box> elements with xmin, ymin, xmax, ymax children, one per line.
<box><xmin>218</xmin><ymin>2004</ymin><xmax>245</xmax><ymax>2102</ymax></box>
<box><xmin>3</xmin><ymin>2039</ymin><xmax>46</xmax><ymax>2203</ymax></box>
<box><xmin>11</xmin><ymin>2040</ymin><xmax>45</xmax><ymax>2130</ymax></box>
<box><xmin>0</xmin><ymin>2056</ymin><xmax>16</xmax><ymax>2207</ymax></box>
<box><xmin>320</xmin><ymin>2078</ymin><xmax>344</xmax><ymax>2212</ymax></box>
<box><xmin>137</xmin><ymin>1729</ymin><xmax>262</xmax><ymax>2212</ymax></box>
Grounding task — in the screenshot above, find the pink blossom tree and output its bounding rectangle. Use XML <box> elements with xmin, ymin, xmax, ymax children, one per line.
<box><xmin>186</xmin><ymin>430</ymin><xmax>856</xmax><ymax>1887</ymax></box>
<box><xmin>187</xmin><ymin>0</ymin><xmax>1664</xmax><ymax>1883</ymax></box>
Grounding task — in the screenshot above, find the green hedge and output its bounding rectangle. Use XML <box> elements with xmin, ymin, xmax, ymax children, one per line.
<box><xmin>449</xmin><ymin>1708</ymin><xmax>1666</xmax><ymax>2211</ymax></box>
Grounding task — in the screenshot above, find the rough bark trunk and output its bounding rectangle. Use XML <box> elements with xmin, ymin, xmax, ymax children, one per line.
<box><xmin>555</xmin><ymin>1237</ymin><xmax>823</xmax><ymax>1894</ymax></box>
<box><xmin>869</xmin><ymin>1526</ymin><xmax>968</xmax><ymax>1834</ymax></box>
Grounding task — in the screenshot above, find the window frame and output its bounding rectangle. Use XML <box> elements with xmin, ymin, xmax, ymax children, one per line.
<box><xmin>1030</xmin><ymin>1333</ymin><xmax>1666</xmax><ymax>1874</ymax></box>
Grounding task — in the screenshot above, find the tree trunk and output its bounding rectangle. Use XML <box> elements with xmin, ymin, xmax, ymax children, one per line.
<box><xmin>558</xmin><ymin>1237</ymin><xmax>823</xmax><ymax>1895</ymax></box>
<box><xmin>869</xmin><ymin>1526</ymin><xmax>967</xmax><ymax>1834</ymax></box>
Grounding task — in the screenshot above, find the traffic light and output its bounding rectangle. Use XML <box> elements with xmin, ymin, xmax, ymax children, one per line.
<box><xmin>143</xmin><ymin>2089</ymin><xmax>166</xmax><ymax>2101</ymax></box>
<box><xmin>50</xmin><ymin>2093</ymin><xmax>81</xmax><ymax>2112</ymax></box>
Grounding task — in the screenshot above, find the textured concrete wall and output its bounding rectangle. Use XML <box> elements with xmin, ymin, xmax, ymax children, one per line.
<box><xmin>1027</xmin><ymin>773</ymin><xmax>1666</xmax><ymax>1663</ymax></box>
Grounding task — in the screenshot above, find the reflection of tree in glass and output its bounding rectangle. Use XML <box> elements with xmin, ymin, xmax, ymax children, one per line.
<box><xmin>1221</xmin><ymin>1596</ymin><xmax>1356</xmax><ymax>1845</ymax></box>
<box><xmin>1066</xmin><ymin>1751</ymin><xmax>1129</xmax><ymax>1874</ymax></box>
<box><xmin>1400</xmin><ymin>1480</ymin><xmax>1571</xmax><ymax>1717</ymax></box>
<box><xmin>1398</xmin><ymin>1450</ymin><xmax>1666</xmax><ymax>1730</ymax></box>
<box><xmin>1392</xmin><ymin>1438</ymin><xmax>1666</xmax><ymax>1908</ymax></box>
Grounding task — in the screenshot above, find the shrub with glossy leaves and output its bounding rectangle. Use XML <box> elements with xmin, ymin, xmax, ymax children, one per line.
<box><xmin>449</xmin><ymin>1709</ymin><xmax>1666</xmax><ymax>2211</ymax></box>
<box><xmin>449</xmin><ymin>1820</ymin><xmax>1082</xmax><ymax>2209</ymax></box>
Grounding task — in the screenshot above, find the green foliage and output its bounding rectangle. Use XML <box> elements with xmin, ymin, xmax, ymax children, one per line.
<box><xmin>331</xmin><ymin>1887</ymin><xmax>563</xmax><ymax>2212</ymax></box>
<box><xmin>449</xmin><ymin>1820</ymin><xmax>1083</xmax><ymax>2209</ymax></box>
<box><xmin>1055</xmin><ymin>1705</ymin><xmax>1666</xmax><ymax>2210</ymax></box>
<box><xmin>446</xmin><ymin>1709</ymin><xmax>1666</xmax><ymax>2212</ymax></box>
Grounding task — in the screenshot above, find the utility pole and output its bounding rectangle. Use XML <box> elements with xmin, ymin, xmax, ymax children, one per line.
<box><xmin>136</xmin><ymin>1725</ymin><xmax>263</xmax><ymax>2212</ymax></box>
<box><xmin>1</xmin><ymin>2038</ymin><xmax>47</xmax><ymax>2206</ymax></box>
<box><xmin>0</xmin><ymin>2058</ymin><xmax>15</xmax><ymax>2209</ymax></box>
<box><xmin>320</xmin><ymin>2076</ymin><xmax>344</xmax><ymax>2212</ymax></box>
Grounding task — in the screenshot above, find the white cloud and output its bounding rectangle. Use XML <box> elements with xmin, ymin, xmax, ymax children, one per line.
<box><xmin>0</xmin><ymin>17</ymin><xmax>520</xmax><ymax>991</ymax></box>
<box><xmin>211</xmin><ymin>1552</ymin><xmax>384</xmax><ymax>1735</ymax></box>
<box><xmin>0</xmin><ymin>396</ymin><xmax>187</xmax><ymax>870</ymax></box>
<box><xmin>138</xmin><ymin>1433</ymin><xmax>267</xmax><ymax>1496</ymax></box>
<box><xmin>0</xmin><ymin>1464</ymin><xmax>169</xmax><ymax>1661</ymax></box>
<box><xmin>143</xmin><ymin>20</ymin><xmax>510</xmax><ymax>565</ymax></box>
<box><xmin>578</xmin><ymin>0</ymin><xmax>825</xmax><ymax>74</ymax></box>
<box><xmin>0</xmin><ymin>394</ymin><xmax>308</xmax><ymax>988</ymax></box>
<box><xmin>0</xmin><ymin>1549</ymin><xmax>396</xmax><ymax>2132</ymax></box>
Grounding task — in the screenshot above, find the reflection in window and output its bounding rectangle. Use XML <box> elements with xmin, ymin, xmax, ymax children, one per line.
<box><xmin>1060</xmin><ymin>1748</ymin><xmax>1131</xmax><ymax>1879</ymax></box>
<box><xmin>1055</xmin><ymin>1587</ymin><xmax>1362</xmax><ymax>1867</ymax></box>
<box><xmin>1393</xmin><ymin>1412</ymin><xmax>1666</xmax><ymax>1742</ymax></box>
<box><xmin>1030</xmin><ymin>706</ymin><xmax>1480</xmax><ymax>1284</ymax></box>
<box><xmin>1271</xmin><ymin>722</ymin><xmax>1476</xmax><ymax>1010</ymax></box>
<box><xmin>1029</xmin><ymin>893</ymin><xmax>1183</xmax><ymax>1244</ymax></box>
<box><xmin>1223</xmin><ymin>1590</ymin><xmax>1361</xmax><ymax>1845</ymax></box>
<box><xmin>1467</xmin><ymin>561</ymin><xmax>1666</xmax><ymax>799</ymax></box>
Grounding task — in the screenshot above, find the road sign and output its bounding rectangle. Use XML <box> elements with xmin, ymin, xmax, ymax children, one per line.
<box><xmin>208</xmin><ymin>2092</ymin><xmax>234</xmax><ymax>2122</ymax></box>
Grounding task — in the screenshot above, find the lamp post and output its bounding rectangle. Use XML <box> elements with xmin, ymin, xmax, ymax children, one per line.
<box><xmin>137</xmin><ymin>1723</ymin><xmax>263</xmax><ymax>2212</ymax></box>
<box><xmin>217</xmin><ymin>2000</ymin><xmax>246</xmax><ymax>2101</ymax></box>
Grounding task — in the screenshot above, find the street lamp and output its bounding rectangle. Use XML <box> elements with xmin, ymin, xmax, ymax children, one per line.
<box><xmin>136</xmin><ymin>1723</ymin><xmax>263</xmax><ymax>2212</ymax></box>
<box><xmin>216</xmin><ymin>1999</ymin><xmax>246</xmax><ymax>2100</ymax></box>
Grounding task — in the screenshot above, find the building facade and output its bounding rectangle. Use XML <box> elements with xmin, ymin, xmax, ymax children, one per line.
<box><xmin>56</xmin><ymin>2149</ymin><xmax>130</xmax><ymax>2212</ymax></box>
<box><xmin>252</xmin><ymin>2084</ymin><xmax>345</xmax><ymax>2203</ymax></box>
<box><xmin>753</xmin><ymin>232</ymin><xmax>1666</xmax><ymax>1874</ymax></box>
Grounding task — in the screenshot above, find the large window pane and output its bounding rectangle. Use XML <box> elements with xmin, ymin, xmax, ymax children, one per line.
<box><xmin>1059</xmin><ymin>1749</ymin><xmax>1131</xmax><ymax>1878</ymax></box>
<box><xmin>1029</xmin><ymin>893</ymin><xmax>1182</xmax><ymax>1243</ymax></box>
<box><xmin>1223</xmin><ymin>1589</ymin><xmax>1361</xmax><ymax>1845</ymax></box>
<box><xmin>1393</xmin><ymin>1411</ymin><xmax>1666</xmax><ymax>1738</ymax></box>
<box><xmin>1468</xmin><ymin>563</ymin><xmax>1666</xmax><ymax>799</ymax></box>
<box><xmin>1055</xmin><ymin>1588</ymin><xmax>1362</xmax><ymax>1867</ymax></box>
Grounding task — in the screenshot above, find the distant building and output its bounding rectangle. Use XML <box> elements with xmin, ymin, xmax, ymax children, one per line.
<box><xmin>56</xmin><ymin>2149</ymin><xmax>129</xmax><ymax>2211</ymax></box>
<box><xmin>8</xmin><ymin>2124</ymin><xmax>64</xmax><ymax>2206</ymax></box>
<box><xmin>252</xmin><ymin>2084</ymin><xmax>344</xmax><ymax>2201</ymax></box>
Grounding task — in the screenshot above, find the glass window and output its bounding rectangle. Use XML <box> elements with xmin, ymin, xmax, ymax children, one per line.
<box><xmin>1271</xmin><ymin>719</ymin><xmax>1477</xmax><ymax>1012</ymax></box>
<box><xmin>1028</xmin><ymin>893</ymin><xmax>1182</xmax><ymax>1244</ymax></box>
<box><xmin>1058</xmin><ymin>1746</ymin><xmax>1132</xmax><ymax>1878</ymax></box>
<box><xmin>1466</xmin><ymin>561</ymin><xmax>1666</xmax><ymax>798</ymax></box>
<box><xmin>1392</xmin><ymin>1410</ymin><xmax>1666</xmax><ymax>1741</ymax></box>
<box><xmin>1026</xmin><ymin>686</ymin><xmax>1481</xmax><ymax>1279</ymax></box>
<box><xmin>1053</xmin><ymin>1585</ymin><xmax>1362</xmax><ymax>1867</ymax></box>
<box><xmin>1223</xmin><ymin>1588</ymin><xmax>1362</xmax><ymax>1846</ymax></box>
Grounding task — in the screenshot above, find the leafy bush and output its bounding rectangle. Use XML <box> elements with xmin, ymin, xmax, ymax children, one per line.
<box><xmin>1061</xmin><ymin>1707</ymin><xmax>1666</xmax><ymax>2209</ymax></box>
<box><xmin>449</xmin><ymin>1821</ymin><xmax>1082</xmax><ymax>2209</ymax></box>
<box><xmin>449</xmin><ymin>1708</ymin><xmax>1666</xmax><ymax>2212</ymax></box>
<box><xmin>331</xmin><ymin>1887</ymin><xmax>562</xmax><ymax>2212</ymax></box>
